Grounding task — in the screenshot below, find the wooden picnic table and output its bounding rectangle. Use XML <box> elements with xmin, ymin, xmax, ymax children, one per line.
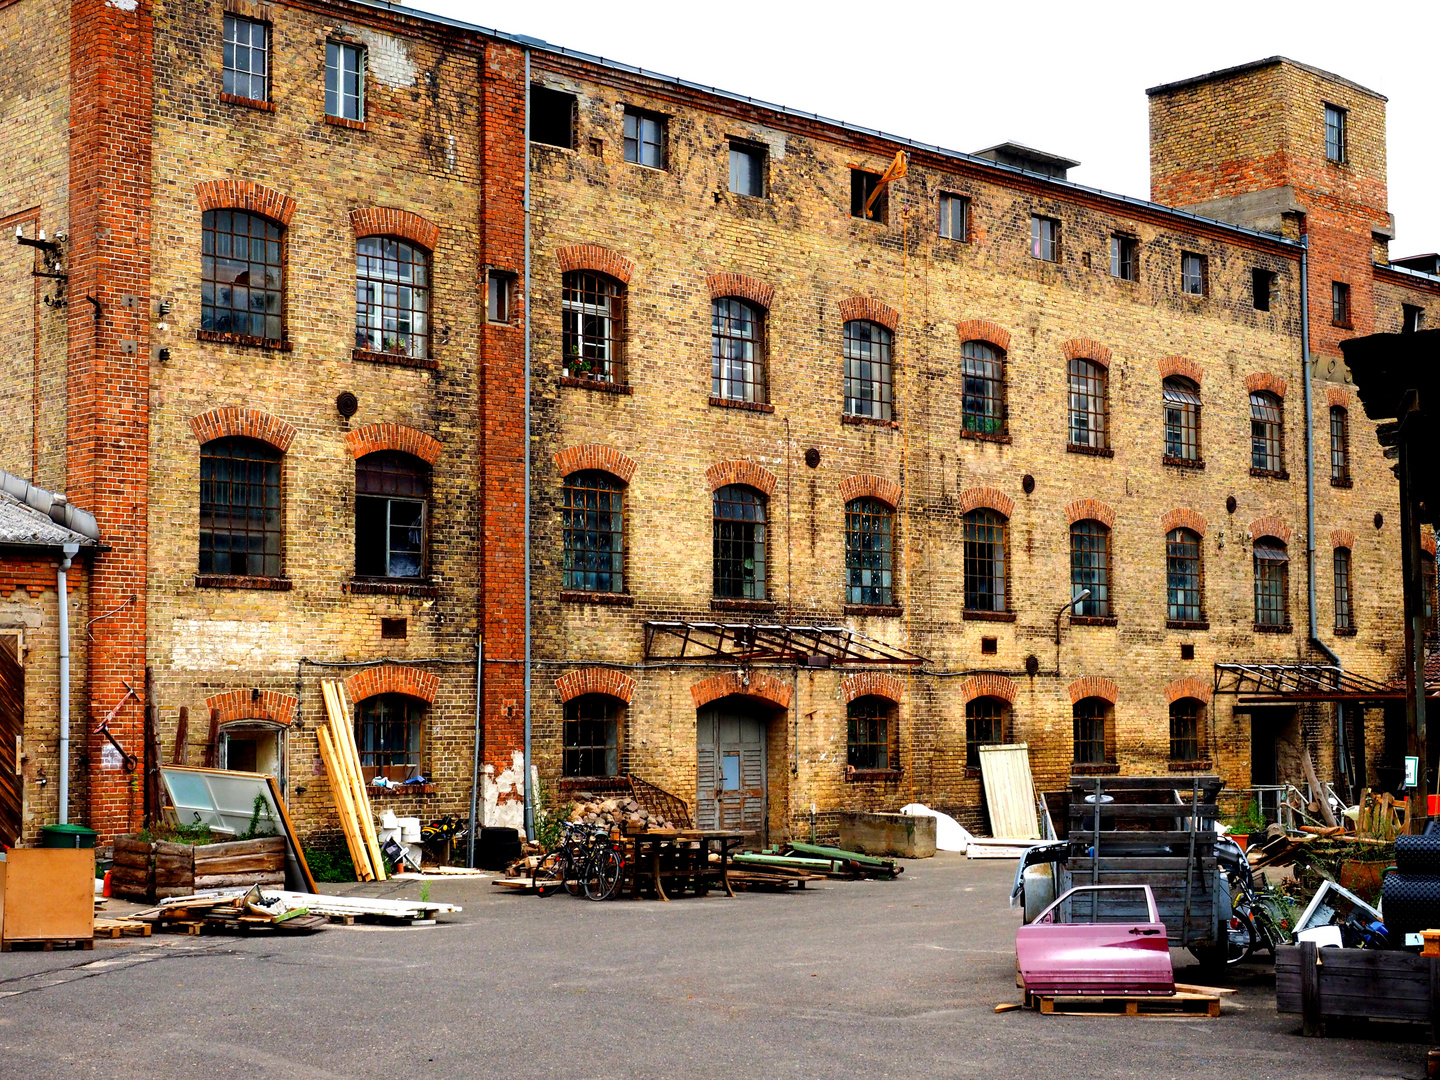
<box><xmin>622</xmin><ymin>830</ymin><xmax>746</xmax><ymax>900</ymax></box>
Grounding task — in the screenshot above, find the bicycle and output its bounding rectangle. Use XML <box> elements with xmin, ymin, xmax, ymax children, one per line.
<box><xmin>533</xmin><ymin>821</ymin><xmax>625</xmax><ymax>900</ymax></box>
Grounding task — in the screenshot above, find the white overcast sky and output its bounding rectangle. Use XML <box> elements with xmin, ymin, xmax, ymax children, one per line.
<box><xmin>413</xmin><ymin>0</ymin><xmax>1440</xmax><ymax>257</ymax></box>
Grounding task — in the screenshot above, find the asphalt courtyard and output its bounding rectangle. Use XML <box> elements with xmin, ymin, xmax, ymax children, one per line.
<box><xmin>0</xmin><ymin>853</ymin><xmax>1426</xmax><ymax>1079</ymax></box>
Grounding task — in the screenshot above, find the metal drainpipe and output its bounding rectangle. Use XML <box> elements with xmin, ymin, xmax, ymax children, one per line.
<box><xmin>522</xmin><ymin>50</ymin><xmax>535</xmax><ymax>842</ymax></box>
<box><xmin>57</xmin><ymin>542</ymin><xmax>78</xmax><ymax>825</ymax></box>
<box><xmin>467</xmin><ymin>633</ymin><xmax>484</xmax><ymax>866</ymax></box>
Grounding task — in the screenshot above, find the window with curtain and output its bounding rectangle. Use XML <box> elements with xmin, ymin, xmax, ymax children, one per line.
<box><xmin>963</xmin><ymin>508</ymin><xmax>1006</xmax><ymax>612</ymax></box>
<box><xmin>713</xmin><ymin>485</ymin><xmax>766</xmax><ymax>599</ymax></box>
<box><xmin>1253</xmin><ymin>537</ymin><xmax>1289</xmax><ymax>628</ymax></box>
<box><xmin>354</xmin><ymin>694</ymin><xmax>424</xmax><ymax>781</ymax></box>
<box><xmin>1162</xmin><ymin>377</ymin><xmax>1201</xmax><ymax>461</ymax></box>
<box><xmin>1169</xmin><ymin>698</ymin><xmax>1203</xmax><ymax>762</ymax></box>
<box><xmin>201</xmin><ymin>210</ymin><xmax>284</xmax><ymax>341</ymax></box>
<box><xmin>561</xmin><ymin>471</ymin><xmax>624</xmax><ymax>594</ymax></box>
<box><xmin>847</xmin><ymin>696</ymin><xmax>893</xmax><ymax>770</ymax></box>
<box><xmin>562</xmin><ymin>272</ymin><xmax>624</xmax><ymax>383</ymax></box>
<box><xmin>1333</xmin><ymin>546</ymin><xmax>1353</xmax><ymax>632</ymax></box>
<box><xmin>355</xmin><ymin>451</ymin><xmax>429</xmax><ymax>579</ymax></box>
<box><xmin>965</xmin><ymin>698</ymin><xmax>1005</xmax><ymax>768</ymax></box>
<box><xmin>843</xmin><ymin>320</ymin><xmax>894</xmax><ymax>420</ymax></box>
<box><xmin>1069</xmin><ymin>520</ymin><xmax>1110</xmax><ymax>617</ymax></box>
<box><xmin>355</xmin><ymin>236</ymin><xmax>429</xmax><ymax>359</ymax></box>
<box><xmin>199</xmin><ymin>437</ymin><xmax>282</xmax><ymax>578</ymax></box>
<box><xmin>1250</xmin><ymin>391</ymin><xmax>1284</xmax><ymax>473</ymax></box>
<box><xmin>845</xmin><ymin>498</ymin><xmax>894</xmax><ymax>606</ymax></box>
<box><xmin>1072</xmin><ymin>698</ymin><xmax>1109</xmax><ymax>765</ymax></box>
<box><xmin>1068</xmin><ymin>358</ymin><xmax>1107</xmax><ymax>450</ymax></box>
<box><xmin>712</xmin><ymin>298</ymin><xmax>766</xmax><ymax>403</ymax></box>
<box><xmin>563</xmin><ymin>695</ymin><xmax>619</xmax><ymax>777</ymax></box>
<box><xmin>1166</xmin><ymin>528</ymin><xmax>1203</xmax><ymax>624</ymax></box>
<box><xmin>961</xmin><ymin>341</ymin><xmax>1005</xmax><ymax>435</ymax></box>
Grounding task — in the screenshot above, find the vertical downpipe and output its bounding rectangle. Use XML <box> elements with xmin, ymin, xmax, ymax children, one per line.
<box><xmin>57</xmin><ymin>542</ymin><xmax>78</xmax><ymax>825</ymax></box>
<box><xmin>522</xmin><ymin>51</ymin><xmax>535</xmax><ymax>841</ymax></box>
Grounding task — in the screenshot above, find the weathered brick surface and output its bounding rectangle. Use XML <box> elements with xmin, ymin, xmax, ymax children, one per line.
<box><xmin>349</xmin><ymin>206</ymin><xmax>441</xmax><ymax>251</ymax></box>
<box><xmin>206</xmin><ymin>689</ymin><xmax>296</xmax><ymax>728</ymax></box>
<box><xmin>343</xmin><ymin>423</ymin><xmax>443</xmax><ymax>464</ymax></box>
<box><xmin>189</xmin><ymin>407</ymin><xmax>298</xmax><ymax>452</ymax></box>
<box><xmin>554</xmin><ymin>444</ymin><xmax>637</xmax><ymax>483</ymax></box>
<box><xmin>344</xmin><ymin>665</ymin><xmax>440</xmax><ymax>705</ymax></box>
<box><xmin>554</xmin><ymin>666</ymin><xmax>635</xmax><ymax>703</ymax></box>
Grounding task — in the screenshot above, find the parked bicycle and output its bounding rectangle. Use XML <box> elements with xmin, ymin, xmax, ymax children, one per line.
<box><xmin>534</xmin><ymin>821</ymin><xmax>625</xmax><ymax>901</ymax></box>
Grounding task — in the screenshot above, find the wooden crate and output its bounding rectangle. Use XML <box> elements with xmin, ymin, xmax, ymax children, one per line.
<box><xmin>0</xmin><ymin>849</ymin><xmax>95</xmax><ymax>947</ymax></box>
<box><xmin>1277</xmin><ymin>942</ymin><xmax>1440</xmax><ymax>1037</ymax></box>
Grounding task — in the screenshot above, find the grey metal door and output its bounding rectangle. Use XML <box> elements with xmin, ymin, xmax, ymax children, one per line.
<box><xmin>696</xmin><ymin>706</ymin><xmax>766</xmax><ymax>845</ymax></box>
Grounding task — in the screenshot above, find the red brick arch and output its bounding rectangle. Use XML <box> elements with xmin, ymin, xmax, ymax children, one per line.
<box><xmin>1244</xmin><ymin>372</ymin><xmax>1288</xmax><ymax>398</ymax></box>
<box><xmin>839</xmin><ymin>474</ymin><xmax>902</xmax><ymax>509</ymax></box>
<box><xmin>690</xmin><ymin>671</ymin><xmax>793</xmax><ymax>710</ymax></box>
<box><xmin>1326</xmin><ymin>387</ymin><xmax>1352</xmax><ymax>409</ymax></box>
<box><xmin>205</xmin><ymin>689</ymin><xmax>297</xmax><ymax>728</ymax></box>
<box><xmin>960</xmin><ymin>674</ymin><xmax>1016</xmax><ymax>705</ymax></box>
<box><xmin>1331</xmin><ymin>528</ymin><xmax>1357</xmax><ymax>550</ymax></box>
<box><xmin>841</xmin><ymin>672</ymin><xmax>905</xmax><ymax>705</ymax></box>
<box><xmin>349</xmin><ymin>207</ymin><xmax>442</xmax><ymax>252</ymax></box>
<box><xmin>344</xmin><ymin>665</ymin><xmax>440</xmax><ymax>705</ymax></box>
<box><xmin>555</xmin><ymin>667</ymin><xmax>636</xmax><ymax>704</ymax></box>
<box><xmin>1067</xmin><ymin>676</ymin><xmax>1119</xmax><ymax>705</ymax></box>
<box><xmin>195</xmin><ymin>179</ymin><xmax>297</xmax><ymax>226</ymax></box>
<box><xmin>1160</xmin><ymin>508</ymin><xmax>1206</xmax><ymax>538</ymax></box>
<box><xmin>1158</xmin><ymin>356</ymin><xmax>1203</xmax><ymax>385</ymax></box>
<box><xmin>706</xmin><ymin>460</ymin><xmax>778</xmax><ymax>497</ymax></box>
<box><xmin>1164</xmin><ymin>677</ymin><xmax>1213</xmax><ymax>706</ymax></box>
<box><xmin>1065</xmin><ymin>498</ymin><xmax>1116</xmax><ymax>528</ymax></box>
<box><xmin>958</xmin><ymin>486</ymin><xmax>1014</xmax><ymax>518</ymax></box>
<box><xmin>556</xmin><ymin>243</ymin><xmax>635</xmax><ymax>284</ymax></box>
<box><xmin>706</xmin><ymin>272</ymin><xmax>775</xmax><ymax>310</ymax></box>
<box><xmin>344</xmin><ymin>423</ymin><xmax>442</xmax><ymax>465</ymax></box>
<box><xmin>956</xmin><ymin>319</ymin><xmax>1011</xmax><ymax>352</ymax></box>
<box><xmin>1248</xmin><ymin>515</ymin><xmax>1292</xmax><ymax>545</ymax></box>
<box><xmin>555</xmin><ymin>444</ymin><xmax>637</xmax><ymax>483</ymax></box>
<box><xmin>1062</xmin><ymin>339</ymin><xmax>1112</xmax><ymax>368</ymax></box>
<box><xmin>838</xmin><ymin>296</ymin><xmax>899</xmax><ymax>331</ymax></box>
<box><xmin>189</xmin><ymin>407</ymin><xmax>297</xmax><ymax>452</ymax></box>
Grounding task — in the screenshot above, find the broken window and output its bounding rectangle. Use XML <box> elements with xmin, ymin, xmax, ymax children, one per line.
<box><xmin>713</xmin><ymin>485</ymin><xmax>766</xmax><ymax>600</ymax></box>
<box><xmin>354</xmin><ymin>693</ymin><xmax>424</xmax><ymax>781</ymax></box>
<box><xmin>1166</xmin><ymin>528</ymin><xmax>1203</xmax><ymax>624</ymax></box>
<box><xmin>1252</xmin><ymin>268</ymin><xmax>1274</xmax><ymax>311</ymax></box>
<box><xmin>1162</xmin><ymin>376</ymin><xmax>1201</xmax><ymax>461</ymax></box>
<box><xmin>1168</xmin><ymin>698</ymin><xmax>1203</xmax><ymax>762</ymax></box>
<box><xmin>843</xmin><ymin>319</ymin><xmax>894</xmax><ymax>420</ymax></box>
<box><xmin>847</xmin><ymin>696</ymin><xmax>893</xmax><ymax>770</ymax></box>
<box><xmin>851</xmin><ymin>169</ymin><xmax>886</xmax><ymax>222</ymax></box>
<box><xmin>562</xmin><ymin>470</ymin><xmax>624</xmax><ymax>594</ymax></box>
<box><xmin>355</xmin><ymin>451</ymin><xmax>429</xmax><ymax>579</ymax></box>
<box><xmin>963</xmin><ymin>508</ymin><xmax>1006</xmax><ymax>613</ymax></box>
<box><xmin>562</xmin><ymin>271</ymin><xmax>625</xmax><ymax>383</ymax></box>
<box><xmin>1253</xmin><ymin>537</ymin><xmax>1289</xmax><ymax>629</ymax></box>
<box><xmin>563</xmin><ymin>695</ymin><xmax>619</xmax><ymax>777</ymax></box>
<box><xmin>712</xmin><ymin>298</ymin><xmax>766</xmax><ymax>404</ymax></box>
<box><xmin>1069</xmin><ymin>520</ymin><xmax>1110</xmax><ymax>618</ymax></box>
<box><xmin>199</xmin><ymin>437</ymin><xmax>282</xmax><ymax>578</ymax></box>
<box><xmin>530</xmin><ymin>85</ymin><xmax>576</xmax><ymax>149</ymax></box>
<box><xmin>845</xmin><ymin>498</ymin><xmax>894</xmax><ymax>607</ymax></box>
<box><xmin>965</xmin><ymin>697</ymin><xmax>1005</xmax><ymax>769</ymax></box>
<box><xmin>355</xmin><ymin>236</ymin><xmax>429</xmax><ymax>359</ymax></box>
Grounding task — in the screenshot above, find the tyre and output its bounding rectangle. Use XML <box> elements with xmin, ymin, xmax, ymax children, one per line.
<box><xmin>585</xmin><ymin>846</ymin><xmax>622</xmax><ymax>901</ymax></box>
<box><xmin>533</xmin><ymin>854</ymin><xmax>562</xmax><ymax>898</ymax></box>
<box><xmin>563</xmin><ymin>845</ymin><xmax>585</xmax><ymax>897</ymax></box>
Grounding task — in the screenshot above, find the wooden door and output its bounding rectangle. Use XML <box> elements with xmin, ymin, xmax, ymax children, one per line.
<box><xmin>696</xmin><ymin>706</ymin><xmax>766</xmax><ymax>846</ymax></box>
<box><xmin>0</xmin><ymin>638</ymin><xmax>23</xmax><ymax>846</ymax></box>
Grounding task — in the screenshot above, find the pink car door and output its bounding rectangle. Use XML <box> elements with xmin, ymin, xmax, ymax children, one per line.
<box><xmin>1016</xmin><ymin>885</ymin><xmax>1174</xmax><ymax>996</ymax></box>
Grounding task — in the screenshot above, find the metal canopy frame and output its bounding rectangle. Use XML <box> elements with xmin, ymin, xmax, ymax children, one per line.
<box><xmin>1213</xmin><ymin>662</ymin><xmax>1437</xmax><ymax>703</ymax></box>
<box><xmin>643</xmin><ymin>621</ymin><xmax>925</xmax><ymax>665</ymax></box>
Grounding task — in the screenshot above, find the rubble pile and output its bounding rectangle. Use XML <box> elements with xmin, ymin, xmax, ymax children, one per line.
<box><xmin>569</xmin><ymin>797</ymin><xmax>676</xmax><ymax>832</ymax></box>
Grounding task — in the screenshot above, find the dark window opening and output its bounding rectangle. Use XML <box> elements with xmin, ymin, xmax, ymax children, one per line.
<box><xmin>1073</xmin><ymin>697</ymin><xmax>1109</xmax><ymax>765</ymax></box>
<box><xmin>356</xmin><ymin>451</ymin><xmax>430</xmax><ymax>579</ymax></box>
<box><xmin>713</xmin><ymin>485</ymin><xmax>766</xmax><ymax>599</ymax></box>
<box><xmin>201</xmin><ymin>209</ymin><xmax>283</xmax><ymax>341</ymax></box>
<box><xmin>530</xmin><ymin>85</ymin><xmax>576</xmax><ymax>149</ymax></box>
<box><xmin>563</xmin><ymin>695</ymin><xmax>619</xmax><ymax>777</ymax></box>
<box><xmin>1423</xmin><ymin>553</ymin><xmax>1436</xmax><ymax>638</ymax></box>
<box><xmin>380</xmin><ymin>617</ymin><xmax>407</xmax><ymax>640</ymax></box>
<box><xmin>729</xmin><ymin>141</ymin><xmax>766</xmax><ymax>197</ymax></box>
<box><xmin>200</xmin><ymin>437</ymin><xmax>282</xmax><ymax>578</ymax></box>
<box><xmin>1404</xmin><ymin>304</ymin><xmax>1425</xmax><ymax>333</ymax></box>
<box><xmin>1169</xmin><ymin>698</ymin><xmax>1203</xmax><ymax>762</ymax></box>
<box><xmin>1110</xmin><ymin>236</ymin><xmax>1137</xmax><ymax>281</ymax></box>
<box><xmin>963</xmin><ymin>508</ymin><xmax>1007</xmax><ymax>613</ymax></box>
<box><xmin>355</xmin><ymin>693</ymin><xmax>424</xmax><ymax>781</ymax></box>
<box><xmin>846</xmin><ymin>498</ymin><xmax>894</xmax><ymax>606</ymax></box>
<box><xmin>1180</xmin><ymin>643</ymin><xmax>1196</xmax><ymax>661</ymax></box>
<box><xmin>847</xmin><ymin>696</ymin><xmax>893</xmax><ymax>770</ymax></box>
<box><xmin>487</xmin><ymin>270</ymin><xmax>513</xmax><ymax>324</ymax></box>
<box><xmin>851</xmin><ymin>169</ymin><xmax>886</xmax><ymax>222</ymax></box>
<box><xmin>980</xmin><ymin>636</ymin><xmax>998</xmax><ymax>655</ymax></box>
<box><xmin>965</xmin><ymin>697</ymin><xmax>1005</xmax><ymax>769</ymax></box>
<box><xmin>1070</xmin><ymin>520</ymin><xmax>1110</xmax><ymax>618</ymax></box>
<box><xmin>562</xmin><ymin>471</ymin><xmax>624</xmax><ymax>594</ymax></box>
<box><xmin>1252</xmin><ymin>268</ymin><xmax>1275</xmax><ymax>311</ymax></box>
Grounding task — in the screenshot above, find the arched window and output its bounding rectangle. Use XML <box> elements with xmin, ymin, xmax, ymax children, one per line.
<box><xmin>1169</xmin><ymin>698</ymin><xmax>1204</xmax><ymax>762</ymax></box>
<box><xmin>963</xmin><ymin>508</ymin><xmax>1006</xmax><ymax>613</ymax></box>
<box><xmin>355</xmin><ymin>237</ymin><xmax>429</xmax><ymax>359</ymax></box>
<box><xmin>1068</xmin><ymin>358</ymin><xmax>1108</xmax><ymax>450</ymax></box>
<box><xmin>1166</xmin><ymin>527</ymin><xmax>1203</xmax><ymax>624</ymax></box>
<box><xmin>356</xmin><ymin>451</ymin><xmax>429</xmax><ymax>579</ymax></box>
<box><xmin>1250</xmin><ymin>391</ymin><xmax>1284</xmax><ymax>473</ymax></box>
<box><xmin>562</xmin><ymin>271</ymin><xmax>624</xmax><ymax>384</ymax></box>
<box><xmin>200</xmin><ymin>437</ymin><xmax>282</xmax><ymax>578</ymax></box>
<box><xmin>712</xmin><ymin>298</ymin><xmax>766</xmax><ymax>404</ymax></box>
<box><xmin>965</xmin><ymin>697</ymin><xmax>1006</xmax><ymax>769</ymax></box>
<box><xmin>1253</xmin><ymin>537</ymin><xmax>1289</xmax><ymax>629</ymax></box>
<box><xmin>713</xmin><ymin>485</ymin><xmax>766</xmax><ymax>599</ymax></box>
<box><xmin>562</xmin><ymin>471</ymin><xmax>624</xmax><ymax>594</ymax></box>
<box><xmin>1072</xmin><ymin>697</ymin><xmax>1111</xmax><ymax>765</ymax></box>
<box><xmin>201</xmin><ymin>209</ymin><xmax>284</xmax><ymax>342</ymax></box>
<box><xmin>1330</xmin><ymin>406</ymin><xmax>1351</xmax><ymax>485</ymax></box>
<box><xmin>845</xmin><ymin>498</ymin><xmax>894</xmax><ymax>607</ymax></box>
<box><xmin>1162</xmin><ymin>376</ymin><xmax>1201</xmax><ymax>461</ymax></box>
<box><xmin>1333</xmin><ymin>546</ymin><xmax>1353</xmax><ymax>632</ymax></box>
<box><xmin>961</xmin><ymin>341</ymin><xmax>1005</xmax><ymax>435</ymax></box>
<box><xmin>1069</xmin><ymin>520</ymin><xmax>1110</xmax><ymax>617</ymax></box>
<box><xmin>355</xmin><ymin>693</ymin><xmax>424</xmax><ymax>781</ymax></box>
<box><xmin>563</xmin><ymin>694</ymin><xmax>619</xmax><ymax>777</ymax></box>
<box><xmin>843</xmin><ymin>320</ymin><xmax>894</xmax><ymax>420</ymax></box>
<box><xmin>847</xmin><ymin>696</ymin><xmax>895</xmax><ymax>770</ymax></box>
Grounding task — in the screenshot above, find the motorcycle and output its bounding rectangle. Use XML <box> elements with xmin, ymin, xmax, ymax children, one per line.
<box><xmin>1215</xmin><ymin>834</ymin><xmax>1286</xmax><ymax>964</ymax></box>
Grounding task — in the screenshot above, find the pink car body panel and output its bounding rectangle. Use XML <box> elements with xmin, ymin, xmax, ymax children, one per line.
<box><xmin>1016</xmin><ymin>884</ymin><xmax>1175</xmax><ymax>996</ymax></box>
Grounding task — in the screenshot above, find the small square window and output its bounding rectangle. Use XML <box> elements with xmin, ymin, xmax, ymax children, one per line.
<box><xmin>1403</xmin><ymin>304</ymin><xmax>1424</xmax><ymax>333</ymax></box>
<box><xmin>1031</xmin><ymin>216</ymin><xmax>1060</xmax><ymax>262</ymax></box>
<box><xmin>980</xmin><ymin>636</ymin><xmax>998</xmax><ymax>655</ymax></box>
<box><xmin>530</xmin><ymin>85</ymin><xmax>576</xmax><ymax>149</ymax></box>
<box><xmin>326</xmin><ymin>42</ymin><xmax>365</xmax><ymax>122</ymax></box>
<box><xmin>728</xmin><ymin>141</ymin><xmax>766</xmax><ymax>197</ymax></box>
<box><xmin>1110</xmin><ymin>235</ymin><xmax>1137</xmax><ymax>281</ymax></box>
<box><xmin>1181</xmin><ymin>252</ymin><xmax>1207</xmax><ymax>296</ymax></box>
<box><xmin>380</xmin><ymin>617</ymin><xmax>407</xmax><ymax>640</ymax></box>
<box><xmin>851</xmin><ymin>169</ymin><xmax>886</xmax><ymax>222</ymax></box>
<box><xmin>487</xmin><ymin>270</ymin><xmax>513</xmax><ymax>324</ymax></box>
<box><xmin>1332</xmin><ymin>281</ymin><xmax>1351</xmax><ymax>327</ymax></box>
<box><xmin>1325</xmin><ymin>103</ymin><xmax>1347</xmax><ymax>163</ymax></box>
<box><xmin>623</xmin><ymin>109</ymin><xmax>665</xmax><ymax>169</ymax></box>
<box><xmin>1252</xmin><ymin>268</ymin><xmax>1275</xmax><ymax>311</ymax></box>
<box><xmin>939</xmin><ymin>193</ymin><xmax>969</xmax><ymax>241</ymax></box>
<box><xmin>223</xmin><ymin>15</ymin><xmax>269</xmax><ymax>103</ymax></box>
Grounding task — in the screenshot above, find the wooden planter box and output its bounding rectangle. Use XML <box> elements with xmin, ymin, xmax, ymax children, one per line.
<box><xmin>1277</xmin><ymin>942</ymin><xmax>1440</xmax><ymax>1037</ymax></box>
<box><xmin>111</xmin><ymin>835</ymin><xmax>286</xmax><ymax>901</ymax></box>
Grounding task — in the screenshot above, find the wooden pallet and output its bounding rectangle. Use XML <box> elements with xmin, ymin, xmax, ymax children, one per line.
<box><xmin>727</xmin><ymin>872</ymin><xmax>819</xmax><ymax>891</ymax></box>
<box><xmin>1037</xmin><ymin>991</ymin><xmax>1220</xmax><ymax>1017</ymax></box>
<box><xmin>0</xmin><ymin>937</ymin><xmax>95</xmax><ymax>952</ymax></box>
<box><xmin>94</xmin><ymin>919</ymin><xmax>153</xmax><ymax>939</ymax></box>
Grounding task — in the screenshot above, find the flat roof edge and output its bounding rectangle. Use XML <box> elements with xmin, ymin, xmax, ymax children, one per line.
<box><xmin>1147</xmin><ymin>55</ymin><xmax>1385</xmax><ymax>102</ymax></box>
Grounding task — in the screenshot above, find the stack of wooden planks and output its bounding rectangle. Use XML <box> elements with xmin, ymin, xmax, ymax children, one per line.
<box><xmin>318</xmin><ymin>680</ymin><xmax>386</xmax><ymax>882</ymax></box>
<box><xmin>134</xmin><ymin>887</ymin><xmax>329</xmax><ymax>935</ymax></box>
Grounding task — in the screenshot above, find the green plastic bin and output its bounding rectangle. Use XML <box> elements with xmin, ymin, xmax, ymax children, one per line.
<box><xmin>40</xmin><ymin>823</ymin><xmax>97</xmax><ymax>848</ymax></box>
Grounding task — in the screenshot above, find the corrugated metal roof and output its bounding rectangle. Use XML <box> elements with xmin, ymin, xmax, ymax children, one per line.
<box><xmin>0</xmin><ymin>489</ymin><xmax>98</xmax><ymax>550</ymax></box>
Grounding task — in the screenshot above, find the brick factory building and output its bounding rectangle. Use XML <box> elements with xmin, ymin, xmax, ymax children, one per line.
<box><xmin>1</xmin><ymin>0</ymin><xmax>1436</xmax><ymax>847</ymax></box>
